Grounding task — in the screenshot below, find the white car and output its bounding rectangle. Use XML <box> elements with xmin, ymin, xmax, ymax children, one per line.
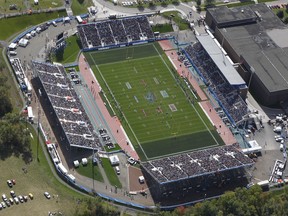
<box><xmin>2</xmin><ymin>194</ymin><xmax>7</xmax><ymax>202</ymax></box>
<box><xmin>10</xmin><ymin>190</ymin><xmax>16</xmax><ymax>197</ymax></box>
<box><xmin>18</xmin><ymin>195</ymin><xmax>24</xmax><ymax>203</ymax></box>
<box><xmin>14</xmin><ymin>197</ymin><xmax>19</xmax><ymax>204</ymax></box>
<box><xmin>127</xmin><ymin>157</ymin><xmax>137</xmax><ymax>165</ymax></box>
<box><xmin>1</xmin><ymin>202</ymin><xmax>6</xmax><ymax>208</ymax></box>
<box><xmin>44</xmin><ymin>192</ymin><xmax>51</xmax><ymax>199</ymax></box>
<box><xmin>280</xmin><ymin>144</ymin><xmax>284</xmax><ymax>151</ymax></box>
<box><xmin>276</xmin><ymin>137</ymin><xmax>284</xmax><ymax>142</ymax></box>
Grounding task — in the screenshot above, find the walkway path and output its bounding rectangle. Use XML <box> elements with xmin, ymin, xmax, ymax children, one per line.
<box><xmin>78</xmin><ymin>53</ymin><xmax>139</xmax><ymax>160</ymax></box>
<box><xmin>158</xmin><ymin>40</ymin><xmax>236</xmax><ymax>145</ymax></box>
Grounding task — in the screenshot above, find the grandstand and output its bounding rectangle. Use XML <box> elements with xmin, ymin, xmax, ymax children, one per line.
<box><xmin>77</xmin><ymin>15</ymin><xmax>155</xmax><ymax>50</ymax></box>
<box><xmin>141</xmin><ymin>145</ymin><xmax>254</xmax><ymax>205</ymax></box>
<box><xmin>205</xmin><ymin>3</ymin><xmax>288</xmax><ymax>106</ymax></box>
<box><xmin>183</xmin><ymin>38</ymin><xmax>248</xmax><ymax>125</ymax></box>
<box><xmin>32</xmin><ymin>61</ymin><xmax>101</xmax><ymax>150</ymax></box>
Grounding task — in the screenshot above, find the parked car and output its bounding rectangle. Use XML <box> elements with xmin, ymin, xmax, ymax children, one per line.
<box><xmin>0</xmin><ymin>203</ymin><xmax>2</xmax><ymax>209</ymax></box>
<box><xmin>18</xmin><ymin>195</ymin><xmax>24</xmax><ymax>203</ymax></box>
<box><xmin>5</xmin><ymin>201</ymin><xmax>10</xmax><ymax>207</ymax></box>
<box><xmin>2</xmin><ymin>194</ymin><xmax>7</xmax><ymax>202</ymax></box>
<box><xmin>7</xmin><ymin>180</ymin><xmax>13</xmax><ymax>187</ymax></box>
<box><xmin>127</xmin><ymin>157</ymin><xmax>137</xmax><ymax>165</ymax></box>
<box><xmin>10</xmin><ymin>191</ymin><xmax>16</xmax><ymax>198</ymax></box>
<box><xmin>44</xmin><ymin>192</ymin><xmax>51</xmax><ymax>199</ymax></box>
<box><xmin>14</xmin><ymin>197</ymin><xmax>19</xmax><ymax>204</ymax></box>
<box><xmin>9</xmin><ymin>198</ymin><xmax>14</xmax><ymax>204</ymax></box>
<box><xmin>23</xmin><ymin>196</ymin><xmax>28</xmax><ymax>202</ymax></box>
<box><xmin>1</xmin><ymin>202</ymin><xmax>6</xmax><ymax>208</ymax></box>
<box><xmin>28</xmin><ymin>193</ymin><xmax>33</xmax><ymax>200</ymax></box>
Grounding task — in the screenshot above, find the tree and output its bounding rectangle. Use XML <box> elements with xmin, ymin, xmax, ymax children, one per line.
<box><xmin>0</xmin><ymin>113</ymin><xmax>31</xmax><ymax>162</ymax></box>
<box><xmin>277</xmin><ymin>10</ymin><xmax>284</xmax><ymax>19</ymax></box>
<box><xmin>205</xmin><ymin>0</ymin><xmax>215</xmax><ymax>8</ymax></box>
<box><xmin>0</xmin><ymin>73</ymin><xmax>12</xmax><ymax>117</ymax></box>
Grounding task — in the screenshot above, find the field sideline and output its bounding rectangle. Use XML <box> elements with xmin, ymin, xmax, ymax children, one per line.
<box><xmin>85</xmin><ymin>43</ymin><xmax>224</xmax><ymax>160</ymax></box>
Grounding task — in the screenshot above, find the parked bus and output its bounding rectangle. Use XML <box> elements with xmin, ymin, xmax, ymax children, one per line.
<box><xmin>27</xmin><ymin>106</ymin><xmax>34</xmax><ymax>122</ymax></box>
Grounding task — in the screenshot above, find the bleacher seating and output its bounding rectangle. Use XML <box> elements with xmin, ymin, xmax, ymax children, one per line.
<box><xmin>184</xmin><ymin>43</ymin><xmax>248</xmax><ymax>123</ymax></box>
<box><xmin>32</xmin><ymin>61</ymin><xmax>101</xmax><ymax>149</ymax></box>
<box><xmin>77</xmin><ymin>15</ymin><xmax>154</xmax><ymax>49</ymax></box>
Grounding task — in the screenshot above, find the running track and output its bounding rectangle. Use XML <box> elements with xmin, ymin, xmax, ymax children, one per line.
<box><xmin>78</xmin><ymin>54</ymin><xmax>140</xmax><ymax>159</ymax></box>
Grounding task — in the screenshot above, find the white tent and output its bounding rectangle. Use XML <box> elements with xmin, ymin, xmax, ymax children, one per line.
<box><xmin>26</xmin><ymin>33</ymin><xmax>32</xmax><ymax>39</ymax></box>
<box><xmin>64</xmin><ymin>17</ymin><xmax>70</xmax><ymax>23</ymax></box>
<box><xmin>109</xmin><ymin>155</ymin><xmax>120</xmax><ymax>165</ymax></box>
<box><xmin>8</xmin><ymin>43</ymin><xmax>17</xmax><ymax>50</ymax></box>
<box><xmin>82</xmin><ymin>158</ymin><xmax>88</xmax><ymax>165</ymax></box>
<box><xmin>73</xmin><ymin>160</ymin><xmax>79</xmax><ymax>168</ymax></box>
<box><xmin>18</xmin><ymin>38</ymin><xmax>29</xmax><ymax>47</ymax></box>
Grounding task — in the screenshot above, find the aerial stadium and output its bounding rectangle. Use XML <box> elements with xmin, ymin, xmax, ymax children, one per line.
<box><xmin>28</xmin><ymin>14</ymin><xmax>255</xmax><ymax>206</ymax></box>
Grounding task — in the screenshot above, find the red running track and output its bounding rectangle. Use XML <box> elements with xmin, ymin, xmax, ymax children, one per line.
<box><xmin>78</xmin><ymin>53</ymin><xmax>139</xmax><ymax>160</ymax></box>
<box><xmin>158</xmin><ymin>40</ymin><xmax>236</xmax><ymax>145</ymax></box>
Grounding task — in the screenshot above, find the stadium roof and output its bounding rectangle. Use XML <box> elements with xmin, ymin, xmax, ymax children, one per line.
<box><xmin>216</xmin><ymin>3</ymin><xmax>288</xmax><ymax>93</ymax></box>
<box><xmin>141</xmin><ymin>145</ymin><xmax>254</xmax><ymax>184</ymax></box>
<box><xmin>196</xmin><ymin>34</ymin><xmax>246</xmax><ymax>86</ymax></box>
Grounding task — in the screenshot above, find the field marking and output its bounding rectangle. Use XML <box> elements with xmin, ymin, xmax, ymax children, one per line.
<box><xmin>89</xmin><ymin>53</ymin><xmax>149</xmax><ymax>159</ymax></box>
<box><xmin>89</xmin><ymin>44</ymin><xmax>220</xmax><ymax>159</ymax></box>
<box><xmin>152</xmin><ymin>43</ymin><xmax>221</xmax><ymax>147</ymax></box>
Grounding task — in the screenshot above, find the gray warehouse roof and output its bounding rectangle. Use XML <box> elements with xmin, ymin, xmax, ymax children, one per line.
<box><xmin>196</xmin><ymin>34</ymin><xmax>246</xmax><ymax>86</ymax></box>
<box><xmin>216</xmin><ymin>3</ymin><xmax>288</xmax><ymax>92</ymax></box>
<box><xmin>207</xmin><ymin>5</ymin><xmax>257</xmax><ymax>27</ymax></box>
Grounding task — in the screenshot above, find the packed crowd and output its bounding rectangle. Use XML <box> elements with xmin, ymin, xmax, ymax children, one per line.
<box><xmin>33</xmin><ymin>61</ymin><xmax>101</xmax><ymax>149</ymax></box>
<box><xmin>184</xmin><ymin>43</ymin><xmax>248</xmax><ymax>123</ymax></box>
<box><xmin>142</xmin><ymin>145</ymin><xmax>254</xmax><ymax>183</ymax></box>
<box><xmin>77</xmin><ymin>16</ymin><xmax>154</xmax><ymax>49</ymax></box>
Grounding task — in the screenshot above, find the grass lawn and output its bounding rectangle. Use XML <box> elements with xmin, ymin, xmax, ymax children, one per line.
<box><xmin>0</xmin><ymin>0</ymin><xmax>25</xmax><ymax>14</ymax></box>
<box><xmin>162</xmin><ymin>11</ymin><xmax>189</xmax><ymax>31</ymax></box>
<box><xmin>76</xmin><ymin>159</ymin><xmax>104</xmax><ymax>182</ymax></box>
<box><xmin>53</xmin><ymin>35</ymin><xmax>82</xmax><ymax>64</ymax></box>
<box><xmin>30</xmin><ymin>0</ymin><xmax>64</xmax><ymax>10</ymax></box>
<box><xmin>104</xmin><ymin>143</ymin><xmax>122</xmax><ymax>152</ymax></box>
<box><xmin>101</xmin><ymin>158</ymin><xmax>122</xmax><ymax>188</ymax></box>
<box><xmin>85</xmin><ymin>43</ymin><xmax>222</xmax><ymax>160</ymax></box>
<box><xmin>152</xmin><ymin>23</ymin><xmax>173</xmax><ymax>33</ymax></box>
<box><xmin>71</xmin><ymin>0</ymin><xmax>94</xmax><ymax>15</ymax></box>
<box><xmin>0</xmin><ymin>124</ymin><xmax>85</xmax><ymax>216</ymax></box>
<box><xmin>0</xmin><ymin>10</ymin><xmax>67</xmax><ymax>40</ymax></box>
<box><xmin>65</xmin><ymin>66</ymin><xmax>80</xmax><ymax>73</ymax></box>
<box><xmin>226</xmin><ymin>1</ymin><xmax>255</xmax><ymax>8</ymax></box>
<box><xmin>99</xmin><ymin>90</ymin><xmax>116</xmax><ymax>117</ymax></box>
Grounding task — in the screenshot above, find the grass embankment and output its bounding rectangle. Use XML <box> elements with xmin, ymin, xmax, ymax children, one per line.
<box><xmin>0</xmin><ymin>10</ymin><xmax>67</xmax><ymax>40</ymax></box>
<box><xmin>0</xmin><ymin>124</ymin><xmax>84</xmax><ymax>216</ymax></box>
<box><xmin>76</xmin><ymin>159</ymin><xmax>104</xmax><ymax>182</ymax></box>
<box><xmin>53</xmin><ymin>35</ymin><xmax>82</xmax><ymax>64</ymax></box>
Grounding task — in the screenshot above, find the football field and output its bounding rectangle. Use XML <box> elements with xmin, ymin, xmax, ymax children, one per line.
<box><xmin>85</xmin><ymin>43</ymin><xmax>223</xmax><ymax>160</ymax></box>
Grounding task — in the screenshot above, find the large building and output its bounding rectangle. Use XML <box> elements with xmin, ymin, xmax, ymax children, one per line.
<box><xmin>205</xmin><ymin>3</ymin><xmax>288</xmax><ymax>106</ymax></box>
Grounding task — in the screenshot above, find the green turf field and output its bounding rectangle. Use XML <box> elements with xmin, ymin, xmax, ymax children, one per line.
<box><xmin>85</xmin><ymin>43</ymin><xmax>223</xmax><ymax>160</ymax></box>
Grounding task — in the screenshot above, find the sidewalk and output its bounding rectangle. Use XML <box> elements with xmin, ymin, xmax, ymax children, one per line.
<box><xmin>78</xmin><ymin>53</ymin><xmax>139</xmax><ymax>160</ymax></box>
